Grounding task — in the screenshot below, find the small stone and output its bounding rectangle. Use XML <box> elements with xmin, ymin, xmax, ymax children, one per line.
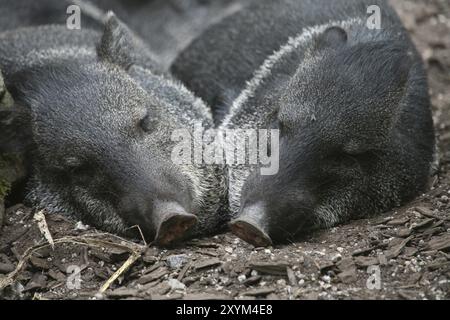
<box><xmin>331</xmin><ymin>253</ymin><xmax>342</xmax><ymax>263</ymax></box>
<box><xmin>94</xmin><ymin>293</ymin><xmax>104</xmax><ymax>300</ymax></box>
<box><xmin>168</xmin><ymin>278</ymin><xmax>186</xmax><ymax>291</ymax></box>
<box><xmin>74</xmin><ymin>221</ymin><xmax>89</xmax><ymax>231</ymax></box>
<box><xmin>165</xmin><ymin>254</ymin><xmax>188</xmax><ymax>269</ymax></box>
<box><xmin>224</xmin><ymin>247</ymin><xmax>233</xmax><ymax>254</ymax></box>
<box><xmin>237</xmin><ymin>274</ymin><xmax>247</xmax><ymax>283</ymax></box>
<box><xmin>276</xmin><ymin>279</ymin><xmax>286</xmax><ymax>286</ymax></box>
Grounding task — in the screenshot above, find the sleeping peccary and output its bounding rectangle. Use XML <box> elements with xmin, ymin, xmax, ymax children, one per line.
<box><xmin>0</xmin><ymin>14</ymin><xmax>227</xmax><ymax>246</ymax></box>
<box><xmin>171</xmin><ymin>0</ymin><xmax>436</xmax><ymax>246</ymax></box>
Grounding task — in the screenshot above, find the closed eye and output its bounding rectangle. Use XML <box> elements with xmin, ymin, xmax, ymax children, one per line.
<box><xmin>139</xmin><ymin>114</ymin><xmax>157</xmax><ymax>133</ymax></box>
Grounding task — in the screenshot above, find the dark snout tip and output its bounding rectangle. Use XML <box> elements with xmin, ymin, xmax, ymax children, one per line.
<box><xmin>229</xmin><ymin>203</ymin><xmax>272</xmax><ymax>247</ymax></box>
<box><xmin>229</xmin><ymin>219</ymin><xmax>273</xmax><ymax>247</ymax></box>
<box><xmin>152</xmin><ymin>202</ymin><xmax>198</xmax><ymax>247</ymax></box>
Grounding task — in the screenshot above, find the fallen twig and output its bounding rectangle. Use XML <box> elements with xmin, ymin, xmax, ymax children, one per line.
<box><xmin>34</xmin><ymin>210</ymin><xmax>54</xmax><ymax>249</ymax></box>
<box><xmin>99</xmin><ymin>251</ymin><xmax>142</xmax><ymax>294</ymax></box>
<box><xmin>0</xmin><ymin>233</ymin><xmax>145</xmax><ymax>291</ymax></box>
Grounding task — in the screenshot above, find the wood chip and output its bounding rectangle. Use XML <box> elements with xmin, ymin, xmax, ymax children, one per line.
<box><xmin>411</xmin><ymin>218</ymin><xmax>434</xmax><ymax>230</ymax></box>
<box><xmin>29</xmin><ymin>255</ymin><xmax>50</xmax><ymax>270</ymax></box>
<box><xmin>183</xmin><ymin>293</ymin><xmax>230</xmax><ymax>300</ymax></box>
<box><xmin>398</xmin><ymin>290</ymin><xmax>416</xmax><ymax>300</ymax></box>
<box><xmin>354</xmin><ymin>256</ymin><xmax>379</xmax><ymax>267</ymax></box>
<box><xmin>372</xmin><ymin>216</ymin><xmax>393</xmax><ymax>225</ymax></box>
<box><xmin>177</xmin><ymin>261</ymin><xmax>191</xmax><ymax>282</ymax></box>
<box><xmin>249</xmin><ymin>261</ymin><xmax>289</xmax><ymax>275</ymax></box>
<box><xmin>427</xmin><ymin>260</ymin><xmax>450</xmax><ymax>271</ymax></box>
<box><xmin>396</xmin><ymin>228</ymin><xmax>413</xmax><ymax>238</ymax></box>
<box><xmin>193</xmin><ymin>258</ymin><xmax>221</xmax><ymax>270</ymax></box>
<box><xmin>48</xmin><ymin>269</ymin><xmax>65</xmax><ymax>282</ymax></box>
<box><xmin>243</xmin><ymin>276</ymin><xmax>262</xmax><ymax>286</ymax></box>
<box><xmin>387</xmin><ymin>217</ymin><xmax>410</xmax><ymax>226</ymax></box>
<box><xmin>317</xmin><ymin>261</ymin><xmax>336</xmax><ymax>273</ymax></box>
<box><xmin>352</xmin><ymin>246</ymin><xmax>377</xmax><ymax>256</ymax></box>
<box><xmin>426</xmin><ymin>234</ymin><xmax>450</xmax><ymax>251</ymax></box>
<box><xmin>23</xmin><ymin>273</ymin><xmax>47</xmax><ymax>292</ymax></box>
<box><xmin>142</xmin><ymin>248</ymin><xmax>158</xmax><ymax>264</ymax></box>
<box><xmin>415</xmin><ymin>207</ymin><xmax>450</xmax><ymax>221</ymax></box>
<box><xmin>385</xmin><ymin>236</ymin><xmax>414</xmax><ymax>259</ymax></box>
<box><xmin>378</xmin><ymin>254</ymin><xmax>388</xmax><ymax>265</ymax></box>
<box><xmin>138</xmin><ymin>267</ymin><xmax>168</xmax><ymax>285</ymax></box>
<box><xmin>287</xmin><ymin>267</ymin><xmax>297</xmax><ymax>286</ymax></box>
<box><xmin>0</xmin><ymin>262</ymin><xmax>15</xmax><ymax>274</ymax></box>
<box><xmin>187</xmin><ymin>241</ymin><xmax>219</xmax><ymax>248</ymax></box>
<box><xmin>337</xmin><ymin>268</ymin><xmax>357</xmax><ymax>284</ymax></box>
<box><xmin>243</xmin><ymin>288</ymin><xmax>276</xmax><ymax>297</ymax></box>
<box><xmin>153</xmin><ymin>293</ymin><xmax>184</xmax><ymax>300</ymax></box>
<box><xmin>107</xmin><ymin>287</ymin><xmax>140</xmax><ymax>298</ymax></box>
<box><xmin>337</xmin><ymin>257</ymin><xmax>356</xmax><ymax>272</ymax></box>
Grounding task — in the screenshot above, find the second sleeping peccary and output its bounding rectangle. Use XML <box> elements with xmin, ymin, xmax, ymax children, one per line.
<box><xmin>172</xmin><ymin>0</ymin><xmax>436</xmax><ymax>246</ymax></box>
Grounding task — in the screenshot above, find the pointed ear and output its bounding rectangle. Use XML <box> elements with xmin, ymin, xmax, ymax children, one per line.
<box><xmin>97</xmin><ymin>12</ymin><xmax>161</xmax><ymax>72</ymax></box>
<box><xmin>316</xmin><ymin>26</ymin><xmax>348</xmax><ymax>51</ymax></box>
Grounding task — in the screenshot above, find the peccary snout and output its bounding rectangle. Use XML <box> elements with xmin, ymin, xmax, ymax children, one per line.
<box><xmin>152</xmin><ymin>201</ymin><xmax>198</xmax><ymax>246</ymax></box>
<box><xmin>230</xmin><ymin>159</ymin><xmax>316</xmax><ymax>245</ymax></box>
<box><xmin>111</xmin><ymin>161</ymin><xmax>198</xmax><ymax>245</ymax></box>
<box><xmin>229</xmin><ymin>202</ymin><xmax>272</xmax><ymax>247</ymax></box>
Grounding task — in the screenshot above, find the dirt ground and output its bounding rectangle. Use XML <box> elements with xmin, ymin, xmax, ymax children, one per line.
<box><xmin>0</xmin><ymin>0</ymin><xmax>449</xmax><ymax>300</ymax></box>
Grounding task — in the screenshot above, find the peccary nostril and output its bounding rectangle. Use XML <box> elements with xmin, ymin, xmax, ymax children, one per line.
<box><xmin>229</xmin><ymin>202</ymin><xmax>272</xmax><ymax>247</ymax></box>
<box><xmin>152</xmin><ymin>201</ymin><xmax>198</xmax><ymax>247</ymax></box>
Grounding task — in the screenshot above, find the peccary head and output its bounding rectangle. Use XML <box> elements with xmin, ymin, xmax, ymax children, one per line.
<box><xmin>230</xmin><ymin>27</ymin><xmax>434</xmax><ymax>246</ymax></box>
<box><xmin>1</xmin><ymin>14</ymin><xmax>215</xmax><ymax>245</ymax></box>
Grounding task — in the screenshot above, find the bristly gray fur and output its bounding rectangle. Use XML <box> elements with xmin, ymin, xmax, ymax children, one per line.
<box><xmin>0</xmin><ymin>19</ymin><xmax>227</xmax><ymax>237</ymax></box>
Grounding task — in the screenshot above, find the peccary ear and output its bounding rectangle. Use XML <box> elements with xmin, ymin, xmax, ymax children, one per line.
<box><xmin>97</xmin><ymin>12</ymin><xmax>160</xmax><ymax>71</ymax></box>
<box><xmin>316</xmin><ymin>26</ymin><xmax>348</xmax><ymax>51</ymax></box>
<box><xmin>341</xmin><ymin>42</ymin><xmax>414</xmax><ymax>150</ymax></box>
